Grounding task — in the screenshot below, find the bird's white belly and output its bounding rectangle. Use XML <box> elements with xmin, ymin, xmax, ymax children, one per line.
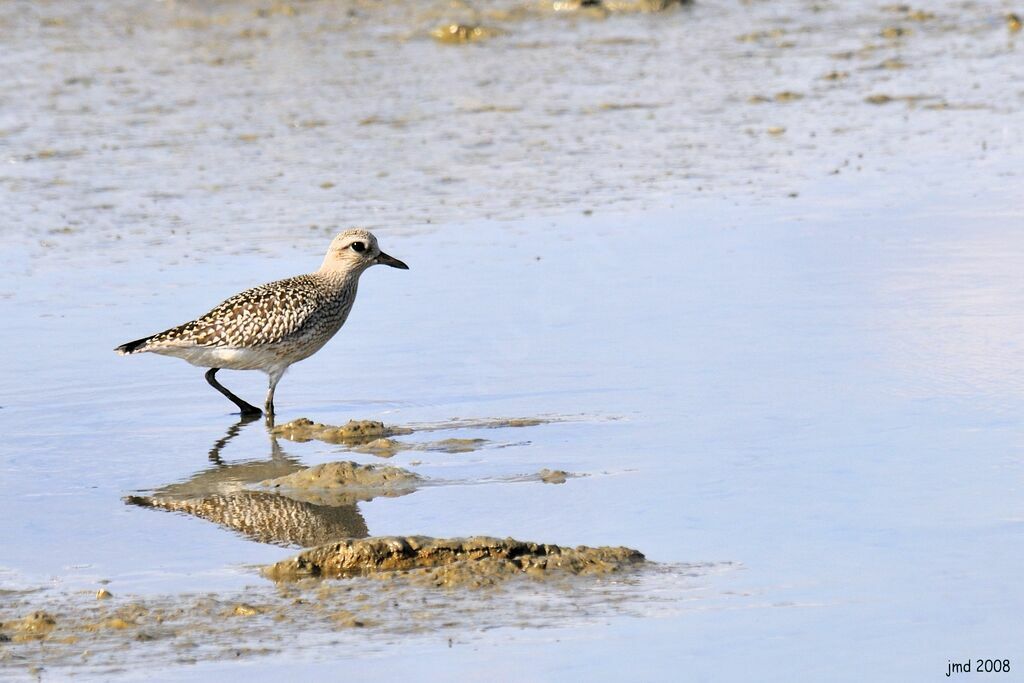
<box><xmin>153</xmin><ymin>345</ymin><xmax>285</xmax><ymax>372</ymax></box>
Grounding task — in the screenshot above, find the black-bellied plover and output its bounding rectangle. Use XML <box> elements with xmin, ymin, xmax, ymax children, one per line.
<box><xmin>115</xmin><ymin>229</ymin><xmax>408</xmax><ymax>418</ymax></box>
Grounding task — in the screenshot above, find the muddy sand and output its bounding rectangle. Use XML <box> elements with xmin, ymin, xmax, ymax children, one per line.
<box><xmin>270</xmin><ymin>416</ymin><xmax>555</xmax><ymax>448</ymax></box>
<box><xmin>265</xmin><ymin>535</ymin><xmax>645</xmax><ymax>586</ymax></box>
<box><xmin>260</xmin><ymin>460</ymin><xmax>422</xmax><ymax>496</ymax></box>
<box><xmin>270</xmin><ymin>418</ymin><xmax>413</xmax><ymax>445</ymax></box>
<box><xmin>0</xmin><ymin>554</ymin><xmax>708</xmax><ymax>675</ymax></box>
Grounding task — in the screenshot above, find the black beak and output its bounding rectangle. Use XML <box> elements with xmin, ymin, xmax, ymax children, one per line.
<box><xmin>376</xmin><ymin>251</ymin><xmax>409</xmax><ymax>270</ymax></box>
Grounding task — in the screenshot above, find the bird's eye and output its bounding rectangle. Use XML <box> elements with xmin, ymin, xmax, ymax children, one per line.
<box><xmin>350</xmin><ymin>242</ymin><xmax>366</xmax><ymax>253</ymax></box>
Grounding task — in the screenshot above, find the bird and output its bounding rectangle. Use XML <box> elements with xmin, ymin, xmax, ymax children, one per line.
<box><xmin>115</xmin><ymin>229</ymin><xmax>408</xmax><ymax>418</ymax></box>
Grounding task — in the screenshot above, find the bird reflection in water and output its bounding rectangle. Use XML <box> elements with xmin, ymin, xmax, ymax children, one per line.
<box><xmin>125</xmin><ymin>416</ymin><xmax>417</xmax><ymax>547</ymax></box>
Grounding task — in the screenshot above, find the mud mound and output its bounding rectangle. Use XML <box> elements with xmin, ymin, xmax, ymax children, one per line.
<box><xmin>256</xmin><ymin>461</ymin><xmax>422</xmax><ymax>507</ymax></box>
<box><xmin>0</xmin><ymin>611</ymin><xmax>57</xmax><ymax>643</ymax></box>
<box><xmin>264</xmin><ymin>536</ymin><xmax>645</xmax><ymax>586</ymax></box>
<box><xmin>262</xmin><ymin>461</ymin><xmax>420</xmax><ymax>489</ymax></box>
<box><xmin>270</xmin><ymin>418</ymin><xmax>412</xmax><ymax>445</ymax></box>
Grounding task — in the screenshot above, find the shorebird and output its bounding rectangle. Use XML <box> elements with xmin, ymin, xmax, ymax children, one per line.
<box><xmin>115</xmin><ymin>229</ymin><xmax>408</xmax><ymax>418</ymax></box>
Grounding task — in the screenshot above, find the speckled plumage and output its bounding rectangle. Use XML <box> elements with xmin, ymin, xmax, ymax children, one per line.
<box><xmin>115</xmin><ymin>229</ymin><xmax>409</xmax><ymax>417</ymax></box>
<box><xmin>138</xmin><ymin>273</ymin><xmax>358</xmax><ymax>370</ymax></box>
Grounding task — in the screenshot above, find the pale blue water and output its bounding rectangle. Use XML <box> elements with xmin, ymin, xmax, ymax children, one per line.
<box><xmin>3</xmin><ymin>186</ymin><xmax>1023</xmax><ymax>679</ymax></box>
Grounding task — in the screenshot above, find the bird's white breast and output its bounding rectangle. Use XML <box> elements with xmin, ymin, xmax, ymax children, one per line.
<box><xmin>152</xmin><ymin>345</ymin><xmax>286</xmax><ymax>372</ymax></box>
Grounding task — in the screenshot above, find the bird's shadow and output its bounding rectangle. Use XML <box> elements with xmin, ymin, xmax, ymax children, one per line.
<box><xmin>125</xmin><ymin>417</ymin><xmax>384</xmax><ymax>547</ymax></box>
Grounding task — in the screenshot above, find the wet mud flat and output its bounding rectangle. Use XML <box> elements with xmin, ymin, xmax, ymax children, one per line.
<box><xmin>0</xmin><ymin>558</ymin><xmax>722</xmax><ymax>675</ymax></box>
<box><xmin>4</xmin><ymin>0</ymin><xmax>1021</xmax><ymax>266</ymax></box>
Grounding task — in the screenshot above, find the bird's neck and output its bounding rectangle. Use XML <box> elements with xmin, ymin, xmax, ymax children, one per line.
<box><xmin>316</xmin><ymin>267</ymin><xmax>362</xmax><ymax>294</ymax></box>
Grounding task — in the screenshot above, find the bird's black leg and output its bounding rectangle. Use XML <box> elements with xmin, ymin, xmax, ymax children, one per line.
<box><xmin>205</xmin><ymin>368</ymin><xmax>262</xmax><ymax>417</ymax></box>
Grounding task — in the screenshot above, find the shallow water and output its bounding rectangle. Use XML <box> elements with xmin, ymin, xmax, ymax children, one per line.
<box><xmin>4</xmin><ymin>198</ymin><xmax>1024</xmax><ymax>678</ymax></box>
<box><xmin>2</xmin><ymin>0</ymin><xmax>1024</xmax><ymax>680</ymax></box>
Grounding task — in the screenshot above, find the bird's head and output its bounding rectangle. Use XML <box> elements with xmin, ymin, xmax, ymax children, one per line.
<box><xmin>319</xmin><ymin>229</ymin><xmax>409</xmax><ymax>275</ymax></box>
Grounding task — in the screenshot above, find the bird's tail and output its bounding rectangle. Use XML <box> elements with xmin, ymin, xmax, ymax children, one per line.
<box><xmin>115</xmin><ymin>335</ymin><xmax>153</xmax><ymax>355</ymax></box>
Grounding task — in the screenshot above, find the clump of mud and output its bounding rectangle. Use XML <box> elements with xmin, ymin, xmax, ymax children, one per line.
<box><xmin>270</xmin><ymin>418</ymin><xmax>412</xmax><ymax>445</ymax></box>
<box><xmin>261</xmin><ymin>461</ymin><xmax>421</xmax><ymax>490</ymax></box>
<box><xmin>1</xmin><ymin>611</ymin><xmax>56</xmax><ymax>643</ymax></box>
<box><xmin>269</xmin><ymin>415</ymin><xmax>558</xmax><ymax>451</ymax></box>
<box><xmin>264</xmin><ymin>535</ymin><xmax>645</xmax><ymax>587</ymax></box>
<box><xmin>351</xmin><ymin>437</ymin><xmax>405</xmax><ymax>457</ymax></box>
<box><xmin>538</xmin><ymin>468</ymin><xmax>570</xmax><ymax>484</ymax></box>
<box><xmin>258</xmin><ymin>461</ymin><xmax>422</xmax><ymax>507</ymax></box>
<box><xmin>431</xmin><ymin>23</ymin><xmax>502</xmax><ymax>44</ymax></box>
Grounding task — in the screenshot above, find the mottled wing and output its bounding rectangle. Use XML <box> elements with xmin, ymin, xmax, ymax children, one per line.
<box><xmin>151</xmin><ymin>275</ymin><xmax>324</xmax><ymax>348</ymax></box>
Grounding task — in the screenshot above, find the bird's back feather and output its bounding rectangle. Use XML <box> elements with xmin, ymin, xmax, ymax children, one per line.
<box><xmin>114</xmin><ymin>273</ymin><xmax>356</xmax><ymax>357</ymax></box>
